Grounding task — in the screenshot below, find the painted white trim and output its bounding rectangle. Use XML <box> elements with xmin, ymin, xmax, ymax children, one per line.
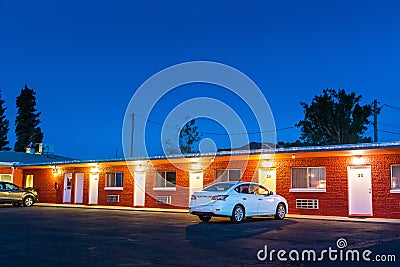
<box><xmin>104</xmin><ymin>187</ymin><xmax>123</xmax><ymax>191</ymax></box>
<box><xmin>289</xmin><ymin>188</ymin><xmax>326</xmax><ymax>193</ymax></box>
<box><xmin>153</xmin><ymin>187</ymin><xmax>176</xmax><ymax>191</ymax></box>
<box><xmin>390</xmin><ymin>189</ymin><xmax>400</xmax><ymax>193</ymax></box>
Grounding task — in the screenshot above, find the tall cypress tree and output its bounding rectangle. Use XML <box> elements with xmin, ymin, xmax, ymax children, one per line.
<box><xmin>0</xmin><ymin>89</ymin><xmax>11</xmax><ymax>151</ymax></box>
<box><xmin>14</xmin><ymin>85</ymin><xmax>44</xmax><ymax>152</ymax></box>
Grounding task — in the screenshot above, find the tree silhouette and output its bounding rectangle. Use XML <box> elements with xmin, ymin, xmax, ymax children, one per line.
<box><xmin>14</xmin><ymin>85</ymin><xmax>44</xmax><ymax>152</ymax></box>
<box><xmin>296</xmin><ymin>89</ymin><xmax>374</xmax><ymax>145</ymax></box>
<box><xmin>0</xmin><ymin>89</ymin><xmax>10</xmax><ymax>151</ymax></box>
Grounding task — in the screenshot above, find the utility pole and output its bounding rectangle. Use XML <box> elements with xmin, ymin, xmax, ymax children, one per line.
<box><xmin>373</xmin><ymin>100</ymin><xmax>378</xmax><ymax>142</ymax></box>
<box><xmin>130</xmin><ymin>113</ymin><xmax>134</xmax><ymax>158</ymax></box>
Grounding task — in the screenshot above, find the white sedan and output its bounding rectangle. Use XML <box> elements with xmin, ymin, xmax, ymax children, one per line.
<box><xmin>189</xmin><ymin>181</ymin><xmax>288</xmax><ymax>223</ymax></box>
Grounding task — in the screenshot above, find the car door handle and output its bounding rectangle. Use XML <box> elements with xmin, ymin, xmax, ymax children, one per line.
<box><xmin>242</xmin><ymin>198</ymin><xmax>246</xmax><ymax>200</ymax></box>
<box><xmin>258</xmin><ymin>198</ymin><xmax>263</xmax><ymax>200</ymax></box>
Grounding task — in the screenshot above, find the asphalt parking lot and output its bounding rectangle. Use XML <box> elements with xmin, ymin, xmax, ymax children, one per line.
<box><xmin>1</xmin><ymin>206</ymin><xmax>399</xmax><ymax>267</ymax></box>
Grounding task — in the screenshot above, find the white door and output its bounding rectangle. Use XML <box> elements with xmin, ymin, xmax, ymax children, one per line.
<box><xmin>258</xmin><ymin>168</ymin><xmax>276</xmax><ymax>192</ymax></box>
<box><xmin>89</xmin><ymin>173</ymin><xmax>99</xmax><ymax>205</ymax></box>
<box><xmin>134</xmin><ymin>172</ymin><xmax>146</xmax><ymax>206</ymax></box>
<box><xmin>348</xmin><ymin>165</ymin><xmax>373</xmax><ymax>216</ymax></box>
<box><xmin>189</xmin><ymin>171</ymin><xmax>203</xmax><ymax>203</ymax></box>
<box><xmin>63</xmin><ymin>173</ymin><xmax>72</xmax><ymax>203</ymax></box>
<box><xmin>75</xmin><ymin>173</ymin><xmax>84</xmax><ymax>204</ymax></box>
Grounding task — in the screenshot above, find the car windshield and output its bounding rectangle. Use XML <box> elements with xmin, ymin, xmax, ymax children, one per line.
<box><xmin>203</xmin><ymin>183</ymin><xmax>236</xmax><ymax>191</ymax></box>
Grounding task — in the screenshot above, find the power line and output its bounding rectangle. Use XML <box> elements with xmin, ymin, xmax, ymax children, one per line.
<box><xmin>378</xmin><ymin>129</ymin><xmax>400</xmax><ymax>136</ymax></box>
<box><xmin>382</xmin><ymin>104</ymin><xmax>400</xmax><ymax>112</ymax></box>
<box><xmin>381</xmin><ymin>122</ymin><xmax>400</xmax><ymax>129</ymax></box>
<box><xmin>133</xmin><ymin>113</ymin><xmax>296</xmax><ymax>136</ymax></box>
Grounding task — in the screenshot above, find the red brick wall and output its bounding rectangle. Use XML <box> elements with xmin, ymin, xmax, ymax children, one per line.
<box><xmin>275</xmin><ymin>156</ymin><xmax>350</xmax><ymax>217</ymax></box>
<box><xmin>21</xmin><ymin>152</ymin><xmax>400</xmax><ymax>219</ymax></box>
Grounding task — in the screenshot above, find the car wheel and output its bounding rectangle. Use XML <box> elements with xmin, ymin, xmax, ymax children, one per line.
<box><xmin>12</xmin><ymin>203</ymin><xmax>22</xmax><ymax>207</ymax></box>
<box><xmin>23</xmin><ymin>196</ymin><xmax>34</xmax><ymax>207</ymax></box>
<box><xmin>230</xmin><ymin>205</ymin><xmax>245</xmax><ymax>223</ymax></box>
<box><xmin>198</xmin><ymin>215</ymin><xmax>212</xmax><ymax>222</ymax></box>
<box><xmin>274</xmin><ymin>203</ymin><xmax>286</xmax><ymax>220</ymax></box>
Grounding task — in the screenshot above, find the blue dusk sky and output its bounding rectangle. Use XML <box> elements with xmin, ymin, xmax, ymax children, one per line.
<box><xmin>1</xmin><ymin>0</ymin><xmax>399</xmax><ymax>159</ymax></box>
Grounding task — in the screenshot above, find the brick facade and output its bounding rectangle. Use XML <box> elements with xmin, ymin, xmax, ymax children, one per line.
<box><xmin>11</xmin><ymin>151</ymin><xmax>400</xmax><ymax>219</ymax></box>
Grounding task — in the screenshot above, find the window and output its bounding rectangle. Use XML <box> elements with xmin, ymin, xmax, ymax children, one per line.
<box><xmin>155</xmin><ymin>171</ymin><xmax>176</xmax><ymax>188</ymax></box>
<box><xmin>391</xmin><ymin>165</ymin><xmax>400</xmax><ymax>192</ymax></box>
<box><xmin>291</xmin><ymin>167</ymin><xmax>326</xmax><ymax>192</ymax></box>
<box><xmin>0</xmin><ymin>174</ymin><xmax>12</xmax><ymax>183</ymax></box>
<box><xmin>204</xmin><ymin>182</ymin><xmax>235</xmax><ymax>191</ymax></box>
<box><xmin>106</xmin><ymin>172</ymin><xmax>124</xmax><ymax>189</ymax></box>
<box><xmin>216</xmin><ymin>169</ymin><xmax>241</xmax><ymax>182</ymax></box>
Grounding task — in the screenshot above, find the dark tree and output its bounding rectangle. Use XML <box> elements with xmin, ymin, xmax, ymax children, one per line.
<box><xmin>0</xmin><ymin>89</ymin><xmax>11</xmax><ymax>151</ymax></box>
<box><xmin>296</xmin><ymin>89</ymin><xmax>374</xmax><ymax>145</ymax></box>
<box><xmin>179</xmin><ymin>119</ymin><xmax>202</xmax><ymax>154</ymax></box>
<box><xmin>14</xmin><ymin>85</ymin><xmax>44</xmax><ymax>152</ymax></box>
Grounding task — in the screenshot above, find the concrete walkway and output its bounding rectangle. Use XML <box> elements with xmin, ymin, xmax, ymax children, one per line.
<box><xmin>35</xmin><ymin>203</ymin><xmax>400</xmax><ymax>224</ymax></box>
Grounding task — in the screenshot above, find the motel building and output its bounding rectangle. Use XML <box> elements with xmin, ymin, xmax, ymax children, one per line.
<box><xmin>1</xmin><ymin>141</ymin><xmax>400</xmax><ymax>219</ymax></box>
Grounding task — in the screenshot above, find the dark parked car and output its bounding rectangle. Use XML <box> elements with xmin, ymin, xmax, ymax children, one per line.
<box><xmin>0</xmin><ymin>182</ymin><xmax>38</xmax><ymax>207</ymax></box>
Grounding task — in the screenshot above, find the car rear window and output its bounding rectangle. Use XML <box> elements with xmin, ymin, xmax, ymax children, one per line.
<box><xmin>203</xmin><ymin>183</ymin><xmax>235</xmax><ymax>191</ymax></box>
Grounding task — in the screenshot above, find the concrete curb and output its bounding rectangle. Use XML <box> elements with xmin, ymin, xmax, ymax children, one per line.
<box><xmin>35</xmin><ymin>203</ymin><xmax>400</xmax><ymax>224</ymax></box>
<box><xmin>35</xmin><ymin>203</ymin><xmax>188</xmax><ymax>213</ymax></box>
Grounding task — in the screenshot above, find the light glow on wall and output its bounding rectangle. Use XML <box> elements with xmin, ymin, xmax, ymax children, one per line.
<box><xmin>52</xmin><ymin>166</ymin><xmax>61</xmax><ymax>176</ymax></box>
<box><xmin>352</xmin><ymin>156</ymin><xmax>366</xmax><ymax>165</ymax></box>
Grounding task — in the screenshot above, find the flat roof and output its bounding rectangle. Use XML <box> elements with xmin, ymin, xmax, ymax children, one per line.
<box><xmin>12</xmin><ymin>141</ymin><xmax>400</xmax><ymax>167</ymax></box>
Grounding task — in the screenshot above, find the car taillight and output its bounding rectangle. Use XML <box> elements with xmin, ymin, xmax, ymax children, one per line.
<box><xmin>211</xmin><ymin>195</ymin><xmax>228</xmax><ymax>201</ymax></box>
<box><xmin>191</xmin><ymin>195</ymin><xmax>197</xmax><ymax>200</ymax></box>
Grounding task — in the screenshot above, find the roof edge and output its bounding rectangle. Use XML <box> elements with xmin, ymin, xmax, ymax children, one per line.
<box><xmin>13</xmin><ymin>141</ymin><xmax>400</xmax><ymax>167</ymax></box>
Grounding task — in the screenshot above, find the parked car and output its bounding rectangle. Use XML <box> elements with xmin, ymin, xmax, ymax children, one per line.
<box><xmin>189</xmin><ymin>181</ymin><xmax>288</xmax><ymax>223</ymax></box>
<box><xmin>0</xmin><ymin>182</ymin><xmax>38</xmax><ymax>207</ymax></box>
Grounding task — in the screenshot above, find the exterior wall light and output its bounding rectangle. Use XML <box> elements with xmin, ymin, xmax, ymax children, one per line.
<box><xmin>90</xmin><ymin>163</ymin><xmax>100</xmax><ymax>173</ymax></box>
<box><xmin>135</xmin><ymin>164</ymin><xmax>146</xmax><ymax>172</ymax></box>
<box><xmin>352</xmin><ymin>155</ymin><xmax>365</xmax><ymax>165</ymax></box>
<box><xmin>292</xmin><ymin>154</ymin><xmax>296</xmax><ymax>159</ymax></box>
<box><xmin>191</xmin><ymin>163</ymin><xmax>202</xmax><ymax>170</ymax></box>
<box><xmin>52</xmin><ymin>166</ymin><xmax>61</xmax><ymax>175</ymax></box>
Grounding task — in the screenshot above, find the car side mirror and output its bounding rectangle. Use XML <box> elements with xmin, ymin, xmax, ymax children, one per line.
<box><xmin>268</xmin><ymin>191</ymin><xmax>274</xmax><ymax>196</ymax></box>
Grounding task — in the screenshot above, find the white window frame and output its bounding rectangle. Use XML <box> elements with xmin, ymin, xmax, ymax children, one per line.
<box><xmin>0</xmin><ymin>174</ymin><xmax>12</xmax><ymax>183</ymax></box>
<box><xmin>290</xmin><ymin>167</ymin><xmax>326</xmax><ymax>193</ymax></box>
<box><xmin>216</xmin><ymin>169</ymin><xmax>242</xmax><ymax>182</ymax></box>
<box><xmin>153</xmin><ymin>171</ymin><xmax>176</xmax><ymax>191</ymax></box>
<box><xmin>390</xmin><ymin>164</ymin><xmax>400</xmax><ymax>193</ymax></box>
<box><xmin>105</xmin><ymin>172</ymin><xmax>124</xmax><ymax>190</ymax></box>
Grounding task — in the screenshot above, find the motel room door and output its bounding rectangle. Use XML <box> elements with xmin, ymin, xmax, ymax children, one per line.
<box><xmin>134</xmin><ymin>172</ymin><xmax>146</xmax><ymax>206</ymax></box>
<box><xmin>258</xmin><ymin>168</ymin><xmax>276</xmax><ymax>192</ymax></box>
<box><xmin>63</xmin><ymin>173</ymin><xmax>72</xmax><ymax>203</ymax></box>
<box><xmin>348</xmin><ymin>165</ymin><xmax>373</xmax><ymax>216</ymax></box>
<box><xmin>74</xmin><ymin>173</ymin><xmax>84</xmax><ymax>204</ymax></box>
<box><xmin>189</xmin><ymin>171</ymin><xmax>203</xmax><ymax>203</ymax></box>
<box><xmin>89</xmin><ymin>173</ymin><xmax>99</xmax><ymax>204</ymax></box>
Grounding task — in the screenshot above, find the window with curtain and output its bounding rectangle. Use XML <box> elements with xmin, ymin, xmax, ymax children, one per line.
<box><xmin>216</xmin><ymin>169</ymin><xmax>241</xmax><ymax>182</ymax></box>
<box><xmin>291</xmin><ymin>167</ymin><xmax>326</xmax><ymax>189</ymax></box>
<box><xmin>106</xmin><ymin>172</ymin><xmax>124</xmax><ymax>188</ymax></box>
<box><xmin>156</xmin><ymin>171</ymin><xmax>176</xmax><ymax>188</ymax></box>
<box><xmin>391</xmin><ymin>165</ymin><xmax>400</xmax><ymax>190</ymax></box>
